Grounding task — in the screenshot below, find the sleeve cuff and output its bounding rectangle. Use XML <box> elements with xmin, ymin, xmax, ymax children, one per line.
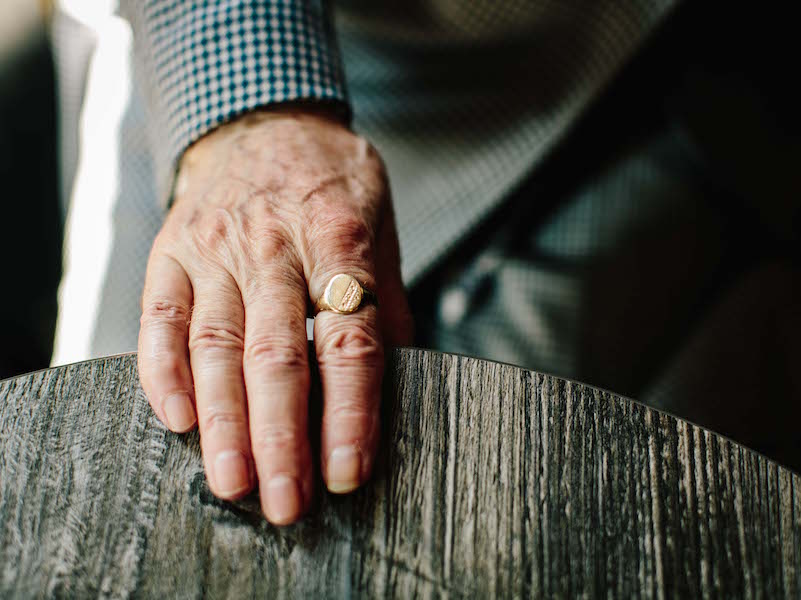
<box><xmin>122</xmin><ymin>1</ymin><xmax>350</xmax><ymax>207</ymax></box>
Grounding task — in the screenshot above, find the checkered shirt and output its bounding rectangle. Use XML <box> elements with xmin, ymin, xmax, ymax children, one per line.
<box><xmin>120</xmin><ymin>1</ymin><xmax>349</xmax><ymax>205</ymax></box>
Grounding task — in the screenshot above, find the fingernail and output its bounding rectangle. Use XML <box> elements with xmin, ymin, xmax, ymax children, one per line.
<box><xmin>214</xmin><ymin>450</ymin><xmax>251</xmax><ymax>497</ymax></box>
<box><xmin>326</xmin><ymin>445</ymin><xmax>361</xmax><ymax>494</ymax></box>
<box><xmin>264</xmin><ymin>475</ymin><xmax>303</xmax><ymax>525</ymax></box>
<box><xmin>163</xmin><ymin>392</ymin><xmax>196</xmax><ymax>432</ymax></box>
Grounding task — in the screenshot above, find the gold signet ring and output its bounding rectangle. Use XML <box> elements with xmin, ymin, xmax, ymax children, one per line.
<box><xmin>314</xmin><ymin>274</ymin><xmax>377</xmax><ymax>315</ymax></box>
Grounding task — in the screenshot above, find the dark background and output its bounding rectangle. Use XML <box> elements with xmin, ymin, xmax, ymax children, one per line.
<box><xmin>0</xmin><ymin>19</ymin><xmax>61</xmax><ymax>380</ymax></box>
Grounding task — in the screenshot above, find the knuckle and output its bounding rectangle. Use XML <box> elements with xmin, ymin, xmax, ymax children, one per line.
<box><xmin>326</xmin><ymin>212</ymin><xmax>372</xmax><ymax>242</ymax></box>
<box><xmin>140</xmin><ymin>299</ymin><xmax>191</xmax><ymax>330</ymax></box>
<box><xmin>189</xmin><ymin>199</ymin><xmax>294</xmax><ymax>267</ymax></box>
<box><xmin>311</xmin><ymin>210</ymin><xmax>374</xmax><ymax>260</ymax></box>
<box><xmin>243</xmin><ymin>338</ymin><xmax>308</xmax><ymax>372</ymax></box>
<box><xmin>327</xmin><ymin>401</ymin><xmax>374</xmax><ymax>425</ymax></box>
<box><xmin>248</xmin><ymin>223</ymin><xmax>292</xmax><ymax>264</ymax></box>
<box><xmin>318</xmin><ymin>323</ymin><xmax>383</xmax><ymax>366</ymax></box>
<box><xmin>243</xmin><ymin>269</ymin><xmax>305</xmax><ymax>302</ymax></box>
<box><xmin>189</xmin><ymin>319</ymin><xmax>245</xmax><ymax>353</ymax></box>
<box><xmin>323</xmin><ymin>402</ymin><xmax>378</xmax><ymax>443</ymax></box>
<box><xmin>195</xmin><ymin>207</ymin><xmax>237</xmax><ymax>251</ymax></box>
<box><xmin>251</xmin><ymin>424</ymin><xmax>306</xmax><ymax>457</ymax></box>
<box><xmin>200</xmin><ymin>407</ymin><xmax>248</xmax><ymax>434</ymax></box>
<box><xmin>147</xmin><ymin>353</ymin><xmax>187</xmax><ymax>383</ymax></box>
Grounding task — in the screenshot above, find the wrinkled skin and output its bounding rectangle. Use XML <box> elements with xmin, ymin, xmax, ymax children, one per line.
<box><xmin>137</xmin><ymin>108</ymin><xmax>413</xmax><ymax>525</ymax></box>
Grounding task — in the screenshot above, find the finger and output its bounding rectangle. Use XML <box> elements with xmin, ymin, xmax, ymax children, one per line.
<box><xmin>310</xmin><ymin>243</ymin><xmax>383</xmax><ymax>494</ymax></box>
<box><xmin>240</xmin><ymin>267</ymin><xmax>312</xmax><ymax>525</ymax></box>
<box><xmin>188</xmin><ymin>271</ymin><xmax>254</xmax><ymax>500</ymax></box>
<box><xmin>138</xmin><ymin>252</ymin><xmax>197</xmax><ymax>432</ymax></box>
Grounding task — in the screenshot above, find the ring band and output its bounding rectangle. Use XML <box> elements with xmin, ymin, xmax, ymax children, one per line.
<box><xmin>314</xmin><ymin>273</ymin><xmax>377</xmax><ymax>315</ymax></box>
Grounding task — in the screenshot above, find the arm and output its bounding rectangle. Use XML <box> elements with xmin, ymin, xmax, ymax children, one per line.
<box><xmin>119</xmin><ymin>0</ymin><xmax>350</xmax><ymax>205</ymax></box>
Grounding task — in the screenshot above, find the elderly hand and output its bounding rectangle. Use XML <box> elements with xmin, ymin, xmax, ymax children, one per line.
<box><xmin>137</xmin><ymin>108</ymin><xmax>413</xmax><ymax>524</ymax></box>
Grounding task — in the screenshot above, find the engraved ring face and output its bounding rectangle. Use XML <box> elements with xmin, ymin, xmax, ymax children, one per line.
<box><xmin>323</xmin><ymin>274</ymin><xmax>364</xmax><ymax>314</ymax></box>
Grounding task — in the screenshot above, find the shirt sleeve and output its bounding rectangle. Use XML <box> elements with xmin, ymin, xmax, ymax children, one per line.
<box><xmin>119</xmin><ymin>0</ymin><xmax>350</xmax><ymax>206</ymax></box>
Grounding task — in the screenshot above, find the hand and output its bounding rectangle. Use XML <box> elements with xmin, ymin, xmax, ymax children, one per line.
<box><xmin>137</xmin><ymin>108</ymin><xmax>413</xmax><ymax>524</ymax></box>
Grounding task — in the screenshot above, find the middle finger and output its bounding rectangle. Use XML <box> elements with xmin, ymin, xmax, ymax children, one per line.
<box><xmin>188</xmin><ymin>270</ymin><xmax>254</xmax><ymax>501</ymax></box>
<box><xmin>240</xmin><ymin>266</ymin><xmax>313</xmax><ymax>525</ymax></box>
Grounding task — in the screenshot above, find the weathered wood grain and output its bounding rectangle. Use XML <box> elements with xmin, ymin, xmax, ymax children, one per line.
<box><xmin>1</xmin><ymin>349</ymin><xmax>799</xmax><ymax>598</ymax></box>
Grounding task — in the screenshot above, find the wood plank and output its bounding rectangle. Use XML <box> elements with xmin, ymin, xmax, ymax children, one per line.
<box><xmin>1</xmin><ymin>349</ymin><xmax>799</xmax><ymax>597</ymax></box>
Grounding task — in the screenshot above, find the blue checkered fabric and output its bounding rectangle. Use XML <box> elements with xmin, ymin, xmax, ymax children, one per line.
<box><xmin>120</xmin><ymin>1</ymin><xmax>349</xmax><ymax>204</ymax></box>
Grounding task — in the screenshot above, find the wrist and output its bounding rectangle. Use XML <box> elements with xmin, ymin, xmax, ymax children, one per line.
<box><xmin>180</xmin><ymin>102</ymin><xmax>350</xmax><ymax>171</ymax></box>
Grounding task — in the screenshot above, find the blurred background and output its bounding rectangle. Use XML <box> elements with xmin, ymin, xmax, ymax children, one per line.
<box><xmin>0</xmin><ymin>0</ymin><xmax>61</xmax><ymax>379</ymax></box>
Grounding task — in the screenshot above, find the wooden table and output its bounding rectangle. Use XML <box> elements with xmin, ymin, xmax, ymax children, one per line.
<box><xmin>1</xmin><ymin>349</ymin><xmax>800</xmax><ymax>598</ymax></box>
